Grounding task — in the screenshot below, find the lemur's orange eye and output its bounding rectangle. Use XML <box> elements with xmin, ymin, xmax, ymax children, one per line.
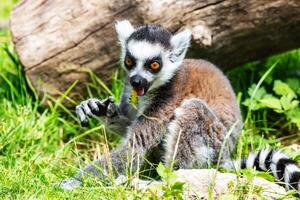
<box><xmin>125</xmin><ymin>57</ymin><xmax>133</xmax><ymax>67</ymax></box>
<box><xmin>150</xmin><ymin>61</ymin><xmax>160</xmax><ymax>70</ymax></box>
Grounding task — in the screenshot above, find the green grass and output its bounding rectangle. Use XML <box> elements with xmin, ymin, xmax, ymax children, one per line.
<box><xmin>0</xmin><ymin>0</ymin><xmax>18</xmax><ymax>22</ymax></box>
<box><xmin>0</xmin><ymin>25</ymin><xmax>126</xmax><ymax>198</ymax></box>
<box><xmin>0</xmin><ymin>2</ymin><xmax>300</xmax><ymax>199</ymax></box>
<box><xmin>1</xmin><ymin>39</ymin><xmax>299</xmax><ymax>200</ymax></box>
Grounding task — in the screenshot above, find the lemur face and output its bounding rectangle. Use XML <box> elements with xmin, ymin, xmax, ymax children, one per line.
<box><xmin>124</xmin><ymin>37</ymin><xmax>170</xmax><ymax>96</ymax></box>
<box><xmin>115</xmin><ymin>20</ymin><xmax>191</xmax><ymax>96</ymax></box>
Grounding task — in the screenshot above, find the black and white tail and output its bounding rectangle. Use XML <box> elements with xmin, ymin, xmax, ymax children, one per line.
<box><xmin>227</xmin><ymin>149</ymin><xmax>300</xmax><ymax>191</ymax></box>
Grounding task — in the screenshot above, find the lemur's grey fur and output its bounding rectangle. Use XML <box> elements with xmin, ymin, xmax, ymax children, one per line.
<box><xmin>60</xmin><ymin>20</ymin><xmax>300</xmax><ymax>192</ymax></box>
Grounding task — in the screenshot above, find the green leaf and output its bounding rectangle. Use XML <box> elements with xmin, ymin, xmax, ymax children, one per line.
<box><xmin>255</xmin><ymin>171</ymin><xmax>276</xmax><ymax>182</ymax></box>
<box><xmin>156</xmin><ymin>162</ymin><xmax>177</xmax><ymax>184</ymax></box>
<box><xmin>171</xmin><ymin>181</ymin><xmax>185</xmax><ymax>191</ymax></box>
<box><xmin>242</xmin><ymin>99</ymin><xmax>264</xmax><ymax>111</ymax></box>
<box><xmin>243</xmin><ymin>84</ymin><xmax>269</xmax><ymax>111</ymax></box>
<box><xmin>259</xmin><ymin>95</ymin><xmax>283</xmax><ymax>113</ymax></box>
<box><xmin>273</xmin><ymin>80</ymin><xmax>296</xmax><ymax>97</ymax></box>
<box><xmin>280</xmin><ymin>93</ymin><xmax>299</xmax><ymax>111</ymax></box>
<box><xmin>287</xmin><ymin>108</ymin><xmax>300</xmax><ymax>130</ymax></box>
<box><xmin>248</xmin><ymin>84</ymin><xmax>267</xmax><ymax>100</ymax></box>
<box><xmin>287</xmin><ymin>78</ymin><xmax>300</xmax><ymax>96</ymax></box>
<box><xmin>156</xmin><ymin>162</ymin><xmax>167</xmax><ymax>180</ymax></box>
<box><xmin>242</xmin><ymin>99</ymin><xmax>258</xmax><ymax>110</ymax></box>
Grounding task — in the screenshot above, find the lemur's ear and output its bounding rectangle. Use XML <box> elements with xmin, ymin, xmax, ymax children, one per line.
<box><xmin>170</xmin><ymin>29</ymin><xmax>192</xmax><ymax>62</ymax></box>
<box><xmin>115</xmin><ymin>20</ymin><xmax>135</xmax><ymax>46</ymax></box>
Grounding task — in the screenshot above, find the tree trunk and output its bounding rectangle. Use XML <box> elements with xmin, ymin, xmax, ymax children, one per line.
<box><xmin>10</xmin><ymin>0</ymin><xmax>300</xmax><ymax>103</ymax></box>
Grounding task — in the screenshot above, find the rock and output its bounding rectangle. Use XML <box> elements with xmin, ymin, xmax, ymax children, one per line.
<box><xmin>131</xmin><ymin>169</ymin><xmax>289</xmax><ymax>199</ymax></box>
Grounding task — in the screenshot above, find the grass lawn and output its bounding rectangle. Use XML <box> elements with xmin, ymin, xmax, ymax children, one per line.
<box><xmin>0</xmin><ymin>1</ymin><xmax>300</xmax><ymax>199</ymax></box>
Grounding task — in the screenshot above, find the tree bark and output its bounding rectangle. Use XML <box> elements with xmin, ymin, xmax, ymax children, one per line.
<box><xmin>10</xmin><ymin>0</ymin><xmax>300</xmax><ymax>102</ymax></box>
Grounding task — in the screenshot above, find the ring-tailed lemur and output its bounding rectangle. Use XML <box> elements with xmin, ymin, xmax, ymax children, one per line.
<box><xmin>60</xmin><ymin>20</ymin><xmax>300</xmax><ymax>192</ymax></box>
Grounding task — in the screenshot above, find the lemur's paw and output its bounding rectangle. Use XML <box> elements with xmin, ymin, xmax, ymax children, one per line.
<box><xmin>59</xmin><ymin>177</ymin><xmax>83</xmax><ymax>190</ymax></box>
<box><xmin>76</xmin><ymin>96</ymin><xmax>116</xmax><ymax>127</ymax></box>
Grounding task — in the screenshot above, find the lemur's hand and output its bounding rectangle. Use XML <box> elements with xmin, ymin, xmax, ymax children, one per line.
<box><xmin>76</xmin><ymin>96</ymin><xmax>117</xmax><ymax>127</ymax></box>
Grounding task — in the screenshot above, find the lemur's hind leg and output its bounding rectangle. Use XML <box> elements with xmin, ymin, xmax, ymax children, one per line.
<box><xmin>164</xmin><ymin>98</ymin><xmax>230</xmax><ymax>169</ymax></box>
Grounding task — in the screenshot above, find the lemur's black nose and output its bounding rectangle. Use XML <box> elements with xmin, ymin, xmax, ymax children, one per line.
<box><xmin>130</xmin><ymin>75</ymin><xmax>147</xmax><ymax>88</ymax></box>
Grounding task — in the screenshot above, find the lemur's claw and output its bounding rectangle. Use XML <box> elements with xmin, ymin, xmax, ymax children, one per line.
<box><xmin>76</xmin><ymin>97</ymin><xmax>116</xmax><ymax>126</ymax></box>
<box><xmin>107</xmin><ymin>102</ymin><xmax>117</xmax><ymax>117</ymax></box>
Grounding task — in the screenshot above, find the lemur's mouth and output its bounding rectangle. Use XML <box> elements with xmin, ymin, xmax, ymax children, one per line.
<box><xmin>133</xmin><ymin>86</ymin><xmax>149</xmax><ymax>96</ymax></box>
<box><xmin>130</xmin><ymin>75</ymin><xmax>150</xmax><ymax>96</ymax></box>
<box><xmin>134</xmin><ymin>87</ymin><xmax>145</xmax><ymax>96</ymax></box>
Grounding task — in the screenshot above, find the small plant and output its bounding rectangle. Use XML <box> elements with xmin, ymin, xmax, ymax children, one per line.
<box><xmin>243</xmin><ymin>79</ymin><xmax>300</xmax><ymax>130</ymax></box>
<box><xmin>147</xmin><ymin>162</ymin><xmax>185</xmax><ymax>199</ymax></box>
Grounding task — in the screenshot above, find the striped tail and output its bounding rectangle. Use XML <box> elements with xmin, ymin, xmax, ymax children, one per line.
<box><xmin>226</xmin><ymin>149</ymin><xmax>300</xmax><ymax>191</ymax></box>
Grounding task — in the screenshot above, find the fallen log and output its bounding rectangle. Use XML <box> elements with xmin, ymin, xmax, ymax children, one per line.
<box><xmin>10</xmin><ymin>0</ymin><xmax>300</xmax><ymax>102</ymax></box>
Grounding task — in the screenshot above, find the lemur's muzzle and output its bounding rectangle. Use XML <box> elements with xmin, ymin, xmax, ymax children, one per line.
<box><xmin>130</xmin><ymin>75</ymin><xmax>149</xmax><ymax>96</ymax></box>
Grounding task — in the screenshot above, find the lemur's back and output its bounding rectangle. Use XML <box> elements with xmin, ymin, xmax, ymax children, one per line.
<box><xmin>166</xmin><ymin>59</ymin><xmax>242</xmax><ymax>132</ymax></box>
<box><xmin>179</xmin><ymin>59</ymin><xmax>241</xmax><ymax>131</ymax></box>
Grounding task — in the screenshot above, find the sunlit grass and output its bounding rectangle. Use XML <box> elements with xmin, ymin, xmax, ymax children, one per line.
<box><xmin>0</xmin><ymin>38</ymin><xmax>127</xmax><ymax>199</ymax></box>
